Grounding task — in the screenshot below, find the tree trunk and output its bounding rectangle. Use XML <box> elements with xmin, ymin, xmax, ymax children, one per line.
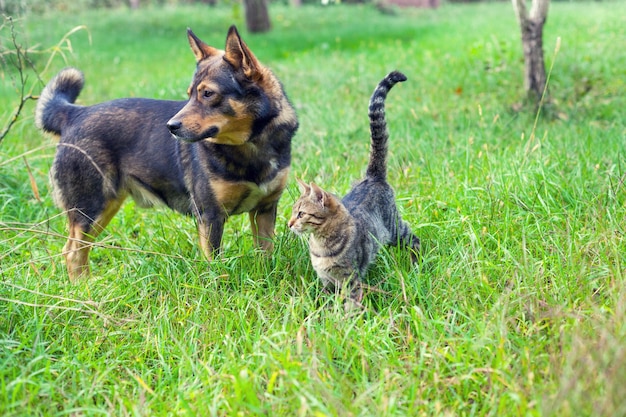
<box><xmin>512</xmin><ymin>0</ymin><xmax>550</xmax><ymax>103</ymax></box>
<box><xmin>244</xmin><ymin>0</ymin><xmax>271</xmax><ymax>33</ymax></box>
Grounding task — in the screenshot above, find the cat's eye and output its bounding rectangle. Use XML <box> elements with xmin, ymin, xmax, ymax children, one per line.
<box><xmin>296</xmin><ymin>211</ymin><xmax>303</xmax><ymax>219</ymax></box>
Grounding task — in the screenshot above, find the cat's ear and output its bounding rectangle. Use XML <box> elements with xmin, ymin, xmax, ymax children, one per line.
<box><xmin>309</xmin><ymin>182</ymin><xmax>327</xmax><ymax>208</ymax></box>
<box><xmin>296</xmin><ymin>177</ymin><xmax>310</xmax><ymax>195</ymax></box>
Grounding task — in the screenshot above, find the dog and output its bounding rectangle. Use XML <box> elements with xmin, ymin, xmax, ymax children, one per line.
<box><xmin>34</xmin><ymin>25</ymin><xmax>299</xmax><ymax>280</ymax></box>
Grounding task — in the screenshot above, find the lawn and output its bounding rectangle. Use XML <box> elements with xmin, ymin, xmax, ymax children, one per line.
<box><xmin>1</xmin><ymin>2</ymin><xmax>625</xmax><ymax>415</ymax></box>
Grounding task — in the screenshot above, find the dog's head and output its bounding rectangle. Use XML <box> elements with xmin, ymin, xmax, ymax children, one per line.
<box><xmin>167</xmin><ymin>25</ymin><xmax>279</xmax><ymax>145</ymax></box>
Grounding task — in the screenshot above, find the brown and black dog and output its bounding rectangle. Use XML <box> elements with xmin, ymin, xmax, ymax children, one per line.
<box><xmin>35</xmin><ymin>25</ymin><xmax>298</xmax><ymax>280</ymax></box>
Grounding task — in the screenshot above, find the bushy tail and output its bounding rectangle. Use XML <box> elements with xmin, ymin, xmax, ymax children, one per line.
<box><xmin>35</xmin><ymin>67</ymin><xmax>84</xmax><ymax>135</ymax></box>
<box><xmin>366</xmin><ymin>70</ymin><xmax>407</xmax><ymax>180</ymax></box>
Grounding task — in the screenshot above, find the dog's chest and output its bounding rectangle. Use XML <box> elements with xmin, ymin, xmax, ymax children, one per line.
<box><xmin>211</xmin><ymin>167</ymin><xmax>289</xmax><ymax>215</ymax></box>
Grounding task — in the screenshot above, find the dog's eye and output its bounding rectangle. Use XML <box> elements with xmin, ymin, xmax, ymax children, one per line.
<box><xmin>203</xmin><ymin>90</ymin><xmax>215</xmax><ymax>99</ymax></box>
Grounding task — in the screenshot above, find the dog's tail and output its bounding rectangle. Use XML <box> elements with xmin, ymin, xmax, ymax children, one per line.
<box><xmin>35</xmin><ymin>67</ymin><xmax>84</xmax><ymax>135</ymax></box>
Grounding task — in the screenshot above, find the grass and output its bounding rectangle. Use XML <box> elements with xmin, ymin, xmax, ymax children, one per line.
<box><xmin>1</xmin><ymin>1</ymin><xmax>625</xmax><ymax>415</ymax></box>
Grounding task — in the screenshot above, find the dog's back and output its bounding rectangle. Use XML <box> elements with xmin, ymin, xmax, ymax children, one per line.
<box><xmin>36</xmin><ymin>72</ymin><xmax>189</xmax><ymax>212</ymax></box>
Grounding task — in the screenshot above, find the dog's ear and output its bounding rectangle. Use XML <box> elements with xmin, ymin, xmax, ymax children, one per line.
<box><xmin>187</xmin><ymin>28</ymin><xmax>220</xmax><ymax>62</ymax></box>
<box><xmin>224</xmin><ymin>25</ymin><xmax>263</xmax><ymax>82</ymax></box>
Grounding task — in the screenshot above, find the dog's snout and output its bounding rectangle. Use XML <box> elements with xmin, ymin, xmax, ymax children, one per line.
<box><xmin>167</xmin><ymin>120</ymin><xmax>182</xmax><ymax>133</ymax></box>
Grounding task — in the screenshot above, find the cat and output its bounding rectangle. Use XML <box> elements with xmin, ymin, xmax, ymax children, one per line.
<box><xmin>288</xmin><ymin>70</ymin><xmax>420</xmax><ymax>306</ymax></box>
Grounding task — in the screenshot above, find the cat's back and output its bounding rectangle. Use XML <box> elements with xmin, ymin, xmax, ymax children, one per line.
<box><xmin>342</xmin><ymin>178</ymin><xmax>397</xmax><ymax>237</ymax></box>
<box><xmin>342</xmin><ymin>178</ymin><xmax>394</xmax><ymax>211</ymax></box>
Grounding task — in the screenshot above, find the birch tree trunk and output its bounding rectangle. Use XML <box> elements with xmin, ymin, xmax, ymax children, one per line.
<box><xmin>512</xmin><ymin>0</ymin><xmax>550</xmax><ymax>103</ymax></box>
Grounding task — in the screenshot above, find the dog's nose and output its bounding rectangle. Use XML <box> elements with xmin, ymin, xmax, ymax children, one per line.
<box><xmin>167</xmin><ymin>120</ymin><xmax>182</xmax><ymax>133</ymax></box>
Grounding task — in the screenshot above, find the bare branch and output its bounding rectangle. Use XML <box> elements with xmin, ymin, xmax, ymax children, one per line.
<box><xmin>0</xmin><ymin>15</ymin><xmax>89</xmax><ymax>144</ymax></box>
<box><xmin>0</xmin><ymin>15</ymin><xmax>34</xmax><ymax>144</ymax></box>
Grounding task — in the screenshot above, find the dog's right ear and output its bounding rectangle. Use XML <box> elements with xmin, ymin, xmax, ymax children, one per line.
<box><xmin>187</xmin><ymin>28</ymin><xmax>220</xmax><ymax>62</ymax></box>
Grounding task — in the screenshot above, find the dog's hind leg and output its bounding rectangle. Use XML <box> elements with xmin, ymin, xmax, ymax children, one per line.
<box><xmin>249</xmin><ymin>201</ymin><xmax>278</xmax><ymax>252</ymax></box>
<box><xmin>63</xmin><ymin>196</ymin><xmax>125</xmax><ymax>280</ymax></box>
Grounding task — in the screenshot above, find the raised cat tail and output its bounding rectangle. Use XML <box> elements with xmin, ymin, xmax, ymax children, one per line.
<box><xmin>366</xmin><ymin>70</ymin><xmax>407</xmax><ymax>181</ymax></box>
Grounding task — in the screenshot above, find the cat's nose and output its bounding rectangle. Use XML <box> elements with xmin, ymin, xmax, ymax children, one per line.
<box><xmin>287</xmin><ymin>219</ymin><xmax>294</xmax><ymax>228</ymax></box>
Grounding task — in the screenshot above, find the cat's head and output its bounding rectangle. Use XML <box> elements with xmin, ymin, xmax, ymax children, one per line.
<box><xmin>288</xmin><ymin>178</ymin><xmax>341</xmax><ymax>236</ymax></box>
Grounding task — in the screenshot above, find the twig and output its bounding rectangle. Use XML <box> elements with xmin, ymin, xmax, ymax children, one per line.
<box><xmin>0</xmin><ymin>14</ymin><xmax>88</xmax><ymax>144</ymax></box>
<box><xmin>0</xmin><ymin>15</ymin><xmax>34</xmax><ymax>144</ymax></box>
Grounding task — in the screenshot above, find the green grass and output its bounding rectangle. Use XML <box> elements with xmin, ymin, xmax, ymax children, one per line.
<box><xmin>1</xmin><ymin>2</ymin><xmax>625</xmax><ymax>415</ymax></box>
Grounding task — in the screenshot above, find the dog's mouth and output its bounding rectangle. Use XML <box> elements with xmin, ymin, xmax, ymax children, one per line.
<box><xmin>168</xmin><ymin>125</ymin><xmax>219</xmax><ymax>143</ymax></box>
<box><xmin>202</xmin><ymin>126</ymin><xmax>219</xmax><ymax>139</ymax></box>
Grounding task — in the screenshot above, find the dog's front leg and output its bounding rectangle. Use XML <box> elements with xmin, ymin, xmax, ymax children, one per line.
<box><xmin>197</xmin><ymin>214</ymin><xmax>225</xmax><ymax>261</ymax></box>
<box><xmin>249</xmin><ymin>201</ymin><xmax>278</xmax><ymax>252</ymax></box>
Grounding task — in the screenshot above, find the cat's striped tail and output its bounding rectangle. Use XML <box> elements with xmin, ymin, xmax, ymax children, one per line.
<box><xmin>366</xmin><ymin>70</ymin><xmax>407</xmax><ymax>181</ymax></box>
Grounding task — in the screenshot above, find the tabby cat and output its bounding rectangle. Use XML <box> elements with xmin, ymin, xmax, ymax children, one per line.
<box><xmin>288</xmin><ymin>71</ymin><xmax>420</xmax><ymax>305</ymax></box>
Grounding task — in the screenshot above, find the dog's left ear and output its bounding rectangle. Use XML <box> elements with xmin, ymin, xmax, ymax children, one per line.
<box><xmin>224</xmin><ymin>25</ymin><xmax>263</xmax><ymax>82</ymax></box>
